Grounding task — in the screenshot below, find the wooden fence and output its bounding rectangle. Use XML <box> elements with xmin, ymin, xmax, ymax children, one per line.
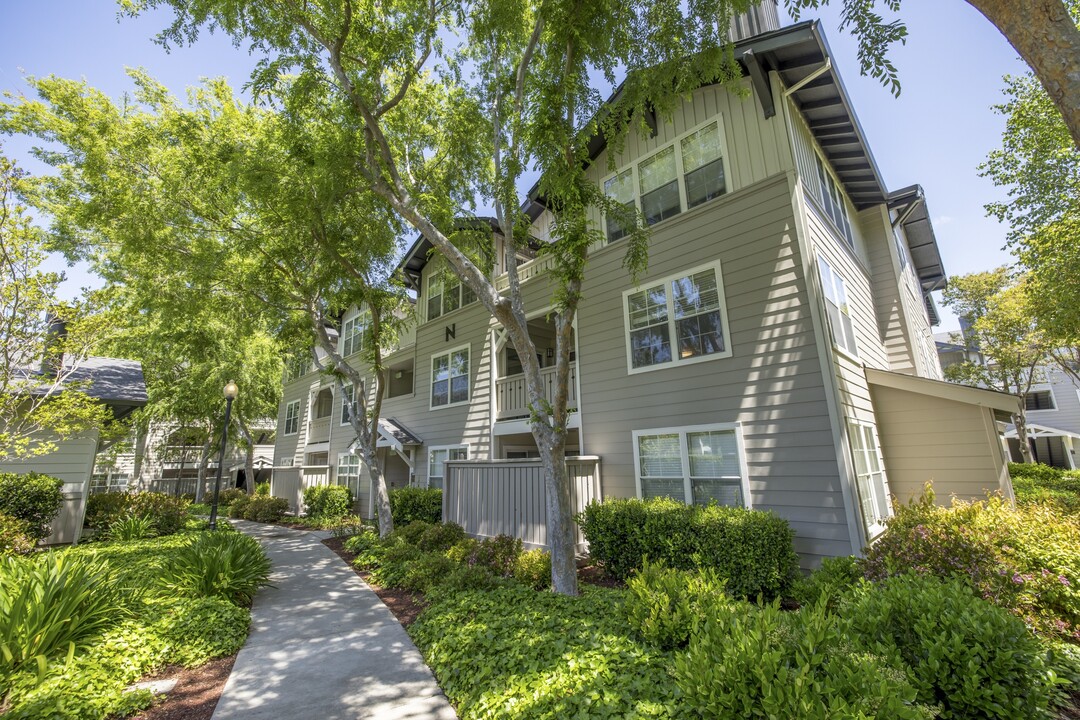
<box><xmin>270</xmin><ymin>465</ymin><xmax>334</xmax><ymax>514</ymax></box>
<box><xmin>443</xmin><ymin>456</ymin><xmax>601</xmax><ymax>551</ymax></box>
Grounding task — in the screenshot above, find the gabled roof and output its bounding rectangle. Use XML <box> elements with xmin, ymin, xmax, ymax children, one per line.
<box><xmin>398</xmin><ymin>217</ymin><xmax>500</xmax><ymax>291</ymax></box>
<box><xmin>18</xmin><ymin>357</ymin><xmax>148</xmax><ymax>421</ymax></box>
<box><xmin>889</xmin><ymin>185</ymin><xmax>947</xmax><ymax>294</ymax></box>
<box><xmin>1003</xmin><ymin>423</ymin><xmax>1080</xmax><ymax>441</ymax></box>
<box><xmin>376</xmin><ymin>418</ymin><xmax>423</xmax><ymax>451</ymax></box>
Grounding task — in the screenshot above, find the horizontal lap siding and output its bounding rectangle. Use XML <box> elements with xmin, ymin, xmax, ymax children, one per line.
<box><xmin>870</xmin><ymin>384</ymin><xmax>1007</xmax><ymax>502</ymax></box>
<box><xmin>576</xmin><ymin>174</ymin><xmax>853</xmax><ymax>563</ymax></box>
<box><xmin>863</xmin><ymin>206</ymin><xmax>917</xmax><ymax>374</ymax></box>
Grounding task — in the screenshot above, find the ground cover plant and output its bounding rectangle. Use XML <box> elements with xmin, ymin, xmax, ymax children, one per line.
<box><xmin>0</xmin><ymin>529</ymin><xmax>266</xmax><ymax>719</ymax></box>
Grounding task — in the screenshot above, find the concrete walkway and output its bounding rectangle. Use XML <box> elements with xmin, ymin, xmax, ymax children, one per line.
<box><xmin>212</xmin><ymin>521</ymin><xmax>457</xmax><ymax>720</ymax></box>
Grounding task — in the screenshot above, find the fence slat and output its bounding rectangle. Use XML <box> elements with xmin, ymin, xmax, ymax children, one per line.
<box><xmin>443</xmin><ymin>457</ymin><xmax>601</xmax><ymax>552</ymax></box>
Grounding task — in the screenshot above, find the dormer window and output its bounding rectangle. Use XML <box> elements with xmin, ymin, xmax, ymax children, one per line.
<box><xmin>426</xmin><ymin>268</ymin><xmax>477</xmax><ymax>321</ymax></box>
<box><xmin>603</xmin><ymin>119</ymin><xmax>728</xmax><ymax>243</ymax></box>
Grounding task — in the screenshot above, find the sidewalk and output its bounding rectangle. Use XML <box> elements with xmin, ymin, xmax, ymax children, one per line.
<box><xmin>212</xmin><ymin>521</ymin><xmax>457</xmax><ymax>720</ymax></box>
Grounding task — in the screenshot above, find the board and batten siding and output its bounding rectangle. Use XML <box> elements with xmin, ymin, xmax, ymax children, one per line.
<box><xmin>1</xmin><ymin>431</ymin><xmax>100</xmax><ymax>544</ymax></box>
<box><xmin>869</xmin><ymin>384</ymin><xmax>1011</xmax><ymax>502</ymax></box>
<box><xmin>574</xmin><ymin>174</ymin><xmax>853</xmax><ymax>565</ymax></box>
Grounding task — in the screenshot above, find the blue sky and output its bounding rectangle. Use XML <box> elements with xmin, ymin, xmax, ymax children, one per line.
<box><xmin>1</xmin><ymin>1</ymin><xmax>1029</xmax><ymax>331</ymax></box>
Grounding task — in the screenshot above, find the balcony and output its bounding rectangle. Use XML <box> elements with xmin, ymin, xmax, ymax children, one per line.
<box><xmin>495</xmin><ymin>362</ymin><xmax>577</xmax><ymax>421</ymax></box>
<box><xmin>493</xmin><ymin>254</ymin><xmax>558</xmax><ymax>292</ymax></box>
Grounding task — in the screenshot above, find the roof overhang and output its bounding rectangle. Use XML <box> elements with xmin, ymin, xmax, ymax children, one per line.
<box><xmin>229</xmin><ymin>454</ymin><xmax>275</xmax><ymax>472</ymax></box>
<box><xmin>888</xmin><ymin>185</ymin><xmax>947</xmax><ymax>294</ymax></box>
<box><xmin>866</xmin><ymin>367</ymin><xmax>1020</xmax><ymax>419</ymax></box>
<box><xmin>1003</xmin><ymin>423</ymin><xmax>1080</xmax><ymax>441</ymax></box>
<box><xmin>398</xmin><ymin>217</ymin><xmax>501</xmax><ymax>290</ymax></box>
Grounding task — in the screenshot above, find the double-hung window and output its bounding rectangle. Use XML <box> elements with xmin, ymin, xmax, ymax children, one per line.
<box><xmin>846</xmin><ymin>420</ymin><xmax>891</xmax><ymax>537</ymax></box>
<box><xmin>633</xmin><ymin>424</ymin><xmax>748</xmax><ymax>507</ymax></box>
<box><xmin>283</xmin><ymin>400</ymin><xmax>300</xmax><ymax>436</ymax></box>
<box><xmin>428</xmin><ymin>445</ymin><xmax>468</xmax><ymax>489</ymax></box>
<box><xmin>341</xmin><ymin>313</ymin><xmax>368</xmax><ymax>356</ymax></box>
<box><xmin>815</xmin><ymin>156</ymin><xmax>853</xmax><ymax>247</ymax></box>
<box><xmin>623</xmin><ymin>260</ymin><xmax>731</xmax><ymax>372</ymax></box>
<box><xmin>337</xmin><ymin>452</ymin><xmax>362</xmax><ymax>494</ymax></box>
<box><xmin>431</xmin><ymin>345</ymin><xmax>470</xmax><ymax>408</ymax></box>
<box><xmin>817</xmin><ymin>256</ymin><xmax>858</xmax><ymax>357</ymax></box>
<box><xmin>426</xmin><ymin>269</ymin><xmax>477</xmax><ymax>321</ymax></box>
<box><xmin>603</xmin><ymin>119</ymin><xmax>727</xmax><ymax>243</ymax></box>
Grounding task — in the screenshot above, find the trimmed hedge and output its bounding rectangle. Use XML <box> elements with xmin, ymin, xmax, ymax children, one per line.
<box><xmin>576</xmin><ymin>497</ymin><xmax>799</xmax><ymax>599</ymax></box>
<box><xmin>0</xmin><ymin>472</ymin><xmax>64</xmax><ymax>542</ymax></box>
<box><xmin>84</xmin><ymin>492</ymin><xmax>188</xmax><ymax>537</ymax></box>
<box><xmin>303</xmin><ymin>485</ymin><xmax>352</xmax><ymax>520</ymax></box>
<box><xmin>388</xmin><ymin>487</ymin><xmax>442</xmax><ymax>524</ymax></box>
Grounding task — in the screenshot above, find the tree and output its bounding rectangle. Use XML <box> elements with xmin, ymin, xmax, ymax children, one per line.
<box><xmin>785</xmin><ymin>0</ymin><xmax>1080</xmax><ymax>149</ymax></box>
<box><xmin>128</xmin><ymin>0</ymin><xmax>768</xmax><ymax>596</ymax></box>
<box><xmin>0</xmin><ymin>150</ymin><xmax>117</xmax><ymax>459</ymax></box>
<box><xmin>980</xmin><ymin>68</ymin><xmax>1080</xmax><ymax>345</ymax></box>
<box><xmin>2</xmin><ymin>73</ymin><xmax>407</xmax><ymax>534</ymax></box>
<box><xmin>941</xmin><ymin>268</ymin><xmax>1052</xmax><ymax>462</ymax></box>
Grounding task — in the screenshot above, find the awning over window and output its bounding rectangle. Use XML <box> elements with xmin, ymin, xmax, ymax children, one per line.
<box><xmin>376</xmin><ymin>418</ymin><xmax>423</xmax><ymax>452</ymax></box>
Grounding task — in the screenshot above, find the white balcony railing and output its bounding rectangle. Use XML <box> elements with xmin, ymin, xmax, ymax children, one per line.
<box><xmin>495</xmin><ymin>362</ymin><xmax>577</xmax><ymax>421</ymax></box>
<box><xmin>494</xmin><ymin>254</ymin><xmax>558</xmax><ymax>292</ymax></box>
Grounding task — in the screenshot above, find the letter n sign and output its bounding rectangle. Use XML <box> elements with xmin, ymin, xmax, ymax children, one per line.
<box><xmin>445</xmin><ymin>324</ymin><xmax>456</xmax><ymax>342</ymax></box>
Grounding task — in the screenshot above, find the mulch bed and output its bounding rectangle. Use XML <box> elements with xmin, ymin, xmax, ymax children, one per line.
<box><xmin>132</xmin><ymin>655</ymin><xmax>236</xmax><ymax>720</ymax></box>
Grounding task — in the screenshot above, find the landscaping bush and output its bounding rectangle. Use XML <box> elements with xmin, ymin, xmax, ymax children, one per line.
<box><xmin>368</xmin><ymin>540</ymin><xmax>423</xmax><ymax>588</ymax></box>
<box><xmin>160</xmin><ymin>531</ymin><xmax>271</xmax><ymax>605</ymax></box>
<box><xmin>416</xmin><ymin>522</ymin><xmax>467</xmax><ymax>553</ymax></box>
<box><xmin>227</xmin><ymin>494</ymin><xmax>250</xmax><ymax>518</ymax></box>
<box><xmin>187</xmin><ymin>502</ymin><xmax>212</xmax><ymax>516</ymax></box>
<box><xmin>863</xmin><ymin>490</ymin><xmax>1080</xmax><ymax>641</ymax></box>
<box><xmin>254</xmin><ymin>481</ymin><xmax>271</xmax><ymax>496</ymax></box>
<box><xmin>84</xmin><ymin>491</ymin><xmax>188</xmax><ymax>537</ymax></box>
<box><xmin>401</xmin><ymin>552</ymin><xmax>458</xmax><ymax>593</ymax></box>
<box><xmin>107</xmin><ymin>514</ymin><xmax>156</xmax><ymax>542</ymax></box>
<box><xmin>467</xmin><ymin>534</ymin><xmax>521</xmax><ymax>577</ymax></box>
<box><xmin>240</xmin><ymin>496</ymin><xmax>289</xmax><ymax>523</ymax></box>
<box><xmin>577</xmin><ymin>497</ymin><xmax>799</xmax><ymax>599</ymax></box>
<box><xmin>445</xmin><ymin>537</ymin><xmax>479</xmax><ymax>564</ymax></box>
<box><xmin>328</xmin><ymin>515</ymin><xmax>369</xmax><ymax>538</ymax></box>
<box><xmin>388</xmin><ymin>486</ymin><xmax>442</xmax><ymax>524</ymax></box>
<box><xmin>215</xmin><ymin>488</ymin><xmax>247</xmax><ymax>507</ymax></box>
<box><xmin>1010</xmin><ymin>462</ymin><xmax>1080</xmax><ymax>513</ymax></box>
<box><xmin>392</xmin><ymin>519</ymin><xmax>434</xmax><ymax>546</ymax></box>
<box><xmin>303</xmin><ymin>484</ymin><xmax>352</xmax><ymax>520</ymax></box>
<box><xmin>0</xmin><ymin>552</ymin><xmax>129</xmax><ymax>688</ymax></box>
<box><xmin>512</xmin><ymin>549</ymin><xmax>552</xmax><ymax>591</ymax></box>
<box><xmin>344</xmin><ymin>526</ymin><xmax>380</xmax><ymax>555</ymax></box>
<box><xmin>0</xmin><ymin>472</ymin><xmax>64</xmax><ymax>541</ymax></box>
<box><xmin>411</xmin><ymin>584</ymin><xmax>678</xmax><ymax>718</ymax></box>
<box><xmin>0</xmin><ymin>512</ymin><xmax>34</xmax><ymax>556</ymax></box>
<box><xmin>790</xmin><ymin>555</ymin><xmax>863</xmax><ymax>609</ymax></box>
<box><xmin>844</xmin><ymin>574</ymin><xmax>1053</xmax><ymax>719</ymax></box>
<box><xmin>624</xmin><ymin>560</ymin><xmax>729</xmax><ymax>650</ymax></box>
<box><xmin>674</xmin><ymin>597</ymin><xmax>933</xmax><ymax>719</ymax></box>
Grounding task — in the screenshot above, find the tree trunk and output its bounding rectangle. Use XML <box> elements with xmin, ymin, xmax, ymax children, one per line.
<box><xmin>195</xmin><ymin>431</ymin><xmax>212</xmax><ymax>502</ymax></box>
<box><xmin>363</xmin><ymin>445</ymin><xmax>394</xmax><ymax>536</ymax></box>
<box><xmin>132</xmin><ymin>423</ymin><xmax>148</xmax><ymax>490</ymax></box>
<box><xmin>237</xmin><ymin>417</ymin><xmax>256</xmax><ymax>495</ymax></box>
<box><xmin>534</xmin><ymin>424</ymin><xmax>578</xmax><ymax>594</ymax></box>
<box><xmin>1014</xmin><ymin>408</ymin><xmax>1033</xmax><ymax>463</ymax></box>
<box><xmin>969</xmin><ymin>0</ymin><xmax>1080</xmax><ymax>149</ymax></box>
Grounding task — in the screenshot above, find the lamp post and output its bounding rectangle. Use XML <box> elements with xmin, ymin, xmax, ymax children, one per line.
<box><xmin>209</xmin><ymin>381</ymin><xmax>239</xmax><ymax>531</ymax></box>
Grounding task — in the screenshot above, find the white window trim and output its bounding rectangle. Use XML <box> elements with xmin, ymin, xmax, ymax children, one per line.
<box><xmin>817</xmin><ymin>255</ymin><xmax>859</xmax><ymax>361</ymax></box>
<box><xmin>1026</xmin><ymin>386</ymin><xmax>1058</xmax><ymax>412</ymax></box>
<box><xmin>340</xmin><ymin>383</ymin><xmax>355</xmax><ymax>426</ymax></box>
<box><xmin>621</xmin><ymin>259</ymin><xmax>733</xmax><ymax>375</ymax></box>
<box><xmin>283</xmin><ymin>400</ymin><xmax>301</xmax><ymax>436</ymax></box>
<box><xmin>813</xmin><ymin>153</ymin><xmax>854</xmax><ymax>248</ymax></box>
<box><xmin>845</xmin><ymin>418</ymin><xmax>891</xmax><ymax>539</ymax></box>
<box><xmin>601</xmin><ymin>115</ymin><xmax>731</xmax><ymax>243</ymax></box>
<box><xmin>313</xmin><ymin>386</ymin><xmax>335</xmax><ymax>420</ymax></box>
<box><xmin>429</xmin><ymin>343</ymin><xmax>472</xmax><ymax>410</ymax></box>
<box><xmin>631</xmin><ymin>422</ymin><xmax>751</xmax><ymax>508</ymax></box>
<box><xmin>423</xmin><ymin>266</ymin><xmax>478</xmax><ymax>324</ymax></box>
<box><xmin>341</xmin><ymin>311</ymin><xmax>369</xmax><ymax>357</ymax></box>
<box><xmin>427</xmin><ymin>444</ymin><xmax>469</xmax><ymax>488</ymax></box>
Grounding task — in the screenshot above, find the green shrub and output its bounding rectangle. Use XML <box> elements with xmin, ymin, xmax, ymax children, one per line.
<box><xmin>328</xmin><ymin>515</ymin><xmax>369</xmax><ymax>538</ymax></box>
<box><xmin>84</xmin><ymin>491</ymin><xmax>188</xmax><ymax>537</ymax></box>
<box><xmin>1009</xmin><ymin>462</ymin><xmax>1066</xmax><ymax>483</ymax></box>
<box><xmin>863</xmin><ymin>491</ymin><xmax>1080</xmax><ymax>641</ymax></box>
<box><xmin>303</xmin><ymin>484</ymin><xmax>352</xmax><ymax>520</ymax></box>
<box><xmin>160</xmin><ymin>531</ymin><xmax>271</xmax><ymax>605</ymax></box>
<box><xmin>512</xmin><ymin>549</ymin><xmax>552</xmax><ymax>591</ymax></box>
<box><xmin>241</xmin><ymin>496</ymin><xmax>289</xmax><ymax>523</ymax></box>
<box><xmin>215</xmin><ymin>488</ymin><xmax>247</xmax><ymax>507</ymax></box>
<box><xmin>576</xmin><ymin>497</ymin><xmax>799</xmax><ymax>599</ymax></box>
<box><xmin>674</xmin><ymin>596</ymin><xmax>933</xmax><ymax>719</ymax></box>
<box><xmin>0</xmin><ymin>472</ymin><xmax>64</xmax><ymax>541</ymax></box>
<box><xmin>254</xmin><ymin>481</ymin><xmax>271</xmax><ymax>496</ymax></box>
<box><xmin>187</xmin><ymin>502</ymin><xmax>212</xmax><ymax>516</ymax></box>
<box><xmin>388</xmin><ymin>487</ymin><xmax>442</xmax><ymax>524</ymax></box>
<box><xmin>624</xmin><ymin>560</ymin><xmax>730</xmax><ymax>650</ymax></box>
<box><xmin>445</xmin><ymin>537</ymin><xmax>479</xmax><ymax>564</ymax></box>
<box><xmin>417</xmin><ymin>522</ymin><xmax>467</xmax><ymax>553</ymax></box>
<box><xmin>468</xmin><ymin>534</ymin><xmax>522</xmax><ymax>577</ymax></box>
<box><xmin>0</xmin><ymin>512</ymin><xmax>35</xmax><ymax>556</ymax></box>
<box><xmin>845</xmin><ymin>574</ymin><xmax>1053</xmax><ymax>719</ymax></box>
<box><xmin>107</xmin><ymin>514</ymin><xmax>156</xmax><ymax>542</ymax></box>
<box><xmin>401</xmin><ymin>552</ymin><xmax>458</xmax><ymax>593</ymax></box>
<box><xmin>435</xmin><ymin>565</ymin><xmax>502</xmax><ymax>596</ymax></box>
<box><xmin>1011</xmin><ymin>462</ymin><xmax>1080</xmax><ymax>513</ymax></box>
<box><xmin>0</xmin><ymin>553</ymin><xmax>129</xmax><ymax>687</ymax></box>
<box><xmin>369</xmin><ymin>540</ymin><xmax>423</xmax><ymax>588</ymax></box>
<box><xmin>227</xmin><ymin>494</ymin><xmax>250</xmax><ymax>518</ymax></box>
<box><xmin>392</xmin><ymin>519</ymin><xmax>434</xmax><ymax>546</ymax></box>
<box><xmin>790</xmin><ymin>555</ymin><xmax>863</xmax><ymax>609</ymax></box>
<box><xmin>344</xmin><ymin>526</ymin><xmax>380</xmax><ymax>555</ymax></box>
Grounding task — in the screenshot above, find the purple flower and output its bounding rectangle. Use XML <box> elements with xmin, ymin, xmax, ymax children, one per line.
<box><xmin>1012</xmin><ymin>574</ymin><xmax>1024</xmax><ymax>584</ymax></box>
<box><xmin>1059</xmin><ymin>576</ymin><xmax>1071</xmax><ymax>586</ymax></box>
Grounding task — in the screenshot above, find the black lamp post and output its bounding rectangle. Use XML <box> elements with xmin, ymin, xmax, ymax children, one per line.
<box><xmin>209</xmin><ymin>381</ymin><xmax>239</xmax><ymax>531</ymax></box>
